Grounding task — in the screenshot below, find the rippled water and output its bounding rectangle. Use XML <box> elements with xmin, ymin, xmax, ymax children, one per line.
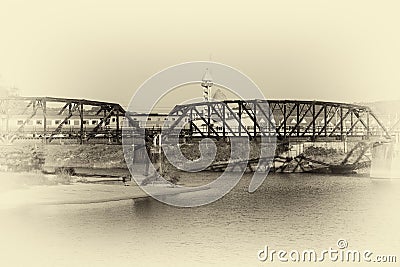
<box><xmin>1</xmin><ymin>173</ymin><xmax>399</xmax><ymax>266</ymax></box>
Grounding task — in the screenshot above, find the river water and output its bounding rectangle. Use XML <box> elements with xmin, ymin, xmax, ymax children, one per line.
<box><xmin>1</xmin><ymin>173</ymin><xmax>399</xmax><ymax>267</ymax></box>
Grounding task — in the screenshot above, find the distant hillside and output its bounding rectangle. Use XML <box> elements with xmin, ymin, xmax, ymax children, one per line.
<box><xmin>358</xmin><ymin>100</ymin><xmax>400</xmax><ymax>130</ymax></box>
<box><xmin>358</xmin><ymin>100</ymin><xmax>400</xmax><ymax>115</ymax></box>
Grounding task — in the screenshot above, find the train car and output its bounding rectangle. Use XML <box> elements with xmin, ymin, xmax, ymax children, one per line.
<box><xmin>0</xmin><ymin>112</ymin><xmax>190</xmax><ymax>139</ymax></box>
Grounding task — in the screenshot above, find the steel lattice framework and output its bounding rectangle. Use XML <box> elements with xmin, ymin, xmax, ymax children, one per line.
<box><xmin>0</xmin><ymin>97</ymin><xmax>127</xmax><ymax>144</ymax></box>
<box><xmin>167</xmin><ymin>100</ymin><xmax>391</xmax><ymax>141</ymax></box>
<box><xmin>0</xmin><ymin>97</ymin><xmax>392</xmax><ymax>143</ymax></box>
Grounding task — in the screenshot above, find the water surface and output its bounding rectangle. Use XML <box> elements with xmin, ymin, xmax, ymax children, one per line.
<box><xmin>1</xmin><ymin>173</ymin><xmax>399</xmax><ymax>266</ymax></box>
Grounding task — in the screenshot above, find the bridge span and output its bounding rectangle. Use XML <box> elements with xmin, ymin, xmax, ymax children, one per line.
<box><xmin>0</xmin><ymin>97</ymin><xmax>393</xmax><ymax>144</ymax></box>
<box><xmin>0</xmin><ymin>96</ymin><xmax>398</xmax><ymax>175</ymax></box>
<box><xmin>168</xmin><ymin>99</ymin><xmax>390</xmax><ymax>141</ymax></box>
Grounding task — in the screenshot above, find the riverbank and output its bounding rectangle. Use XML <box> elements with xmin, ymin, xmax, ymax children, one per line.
<box><xmin>0</xmin><ymin>171</ymin><xmax>216</xmax><ymax>209</ymax></box>
<box><xmin>0</xmin><ymin>171</ymin><xmax>148</xmax><ymax>209</ymax></box>
<box><xmin>1</xmin><ymin>142</ymin><xmax>370</xmax><ymax>175</ymax></box>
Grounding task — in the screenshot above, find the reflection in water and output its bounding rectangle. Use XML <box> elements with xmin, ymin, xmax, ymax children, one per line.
<box><xmin>1</xmin><ymin>173</ymin><xmax>399</xmax><ymax>267</ymax></box>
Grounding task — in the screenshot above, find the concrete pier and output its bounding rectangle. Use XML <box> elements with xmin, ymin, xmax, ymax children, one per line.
<box><xmin>370</xmin><ymin>142</ymin><xmax>400</xmax><ymax>179</ymax></box>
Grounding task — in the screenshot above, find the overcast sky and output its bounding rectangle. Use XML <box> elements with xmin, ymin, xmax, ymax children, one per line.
<box><xmin>1</xmin><ymin>0</ymin><xmax>399</xmax><ymax>109</ymax></box>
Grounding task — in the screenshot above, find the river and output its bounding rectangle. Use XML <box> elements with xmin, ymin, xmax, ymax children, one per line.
<box><xmin>1</xmin><ymin>172</ymin><xmax>399</xmax><ymax>266</ymax></box>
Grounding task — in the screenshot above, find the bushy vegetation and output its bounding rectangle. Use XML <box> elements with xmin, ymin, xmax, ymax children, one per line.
<box><xmin>303</xmin><ymin>146</ymin><xmax>342</xmax><ymax>157</ymax></box>
<box><xmin>53</xmin><ymin>168</ymin><xmax>75</xmax><ymax>185</ymax></box>
<box><xmin>45</xmin><ymin>144</ymin><xmax>126</xmax><ymax>168</ymax></box>
<box><xmin>0</xmin><ymin>144</ymin><xmax>44</xmax><ymax>172</ymax></box>
<box><xmin>303</xmin><ymin>146</ymin><xmax>345</xmax><ymax>165</ymax></box>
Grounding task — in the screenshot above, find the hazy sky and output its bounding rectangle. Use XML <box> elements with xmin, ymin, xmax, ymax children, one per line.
<box><xmin>1</xmin><ymin>0</ymin><xmax>399</xmax><ymax>109</ymax></box>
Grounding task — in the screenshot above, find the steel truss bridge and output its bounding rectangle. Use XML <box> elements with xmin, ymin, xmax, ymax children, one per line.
<box><xmin>168</xmin><ymin>100</ymin><xmax>391</xmax><ymax>141</ymax></box>
<box><xmin>0</xmin><ymin>97</ymin><xmax>392</xmax><ymax>144</ymax></box>
<box><xmin>0</xmin><ymin>97</ymin><xmax>126</xmax><ymax>144</ymax></box>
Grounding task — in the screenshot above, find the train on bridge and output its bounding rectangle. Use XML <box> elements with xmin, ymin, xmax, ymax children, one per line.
<box><xmin>0</xmin><ymin>96</ymin><xmax>394</xmax><ymax>144</ymax></box>
<box><xmin>1</xmin><ymin>96</ymin><xmax>398</xmax><ymax>176</ymax></box>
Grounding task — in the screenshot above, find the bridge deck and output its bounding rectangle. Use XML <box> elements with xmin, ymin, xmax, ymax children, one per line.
<box><xmin>0</xmin><ymin>97</ymin><xmax>392</xmax><ymax>144</ymax></box>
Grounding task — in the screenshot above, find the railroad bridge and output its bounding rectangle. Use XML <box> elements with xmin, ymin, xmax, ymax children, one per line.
<box><xmin>0</xmin><ymin>97</ymin><xmax>392</xmax><ymax>143</ymax></box>
<box><xmin>164</xmin><ymin>100</ymin><xmax>393</xmax><ymax>174</ymax></box>
<box><xmin>167</xmin><ymin>99</ymin><xmax>390</xmax><ymax>141</ymax></box>
<box><xmin>0</xmin><ymin>96</ymin><xmax>396</xmax><ymax>174</ymax></box>
<box><xmin>0</xmin><ymin>97</ymin><xmax>126</xmax><ymax>144</ymax></box>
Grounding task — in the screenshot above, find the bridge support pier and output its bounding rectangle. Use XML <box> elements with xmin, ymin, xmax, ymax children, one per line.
<box><xmin>371</xmin><ymin>142</ymin><xmax>400</xmax><ymax>179</ymax></box>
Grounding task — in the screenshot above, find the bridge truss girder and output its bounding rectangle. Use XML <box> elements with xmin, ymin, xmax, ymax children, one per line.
<box><xmin>168</xmin><ymin>100</ymin><xmax>390</xmax><ymax>141</ymax></box>
<box><xmin>0</xmin><ymin>97</ymin><xmax>391</xmax><ymax>144</ymax></box>
<box><xmin>0</xmin><ymin>97</ymin><xmax>125</xmax><ymax>144</ymax></box>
